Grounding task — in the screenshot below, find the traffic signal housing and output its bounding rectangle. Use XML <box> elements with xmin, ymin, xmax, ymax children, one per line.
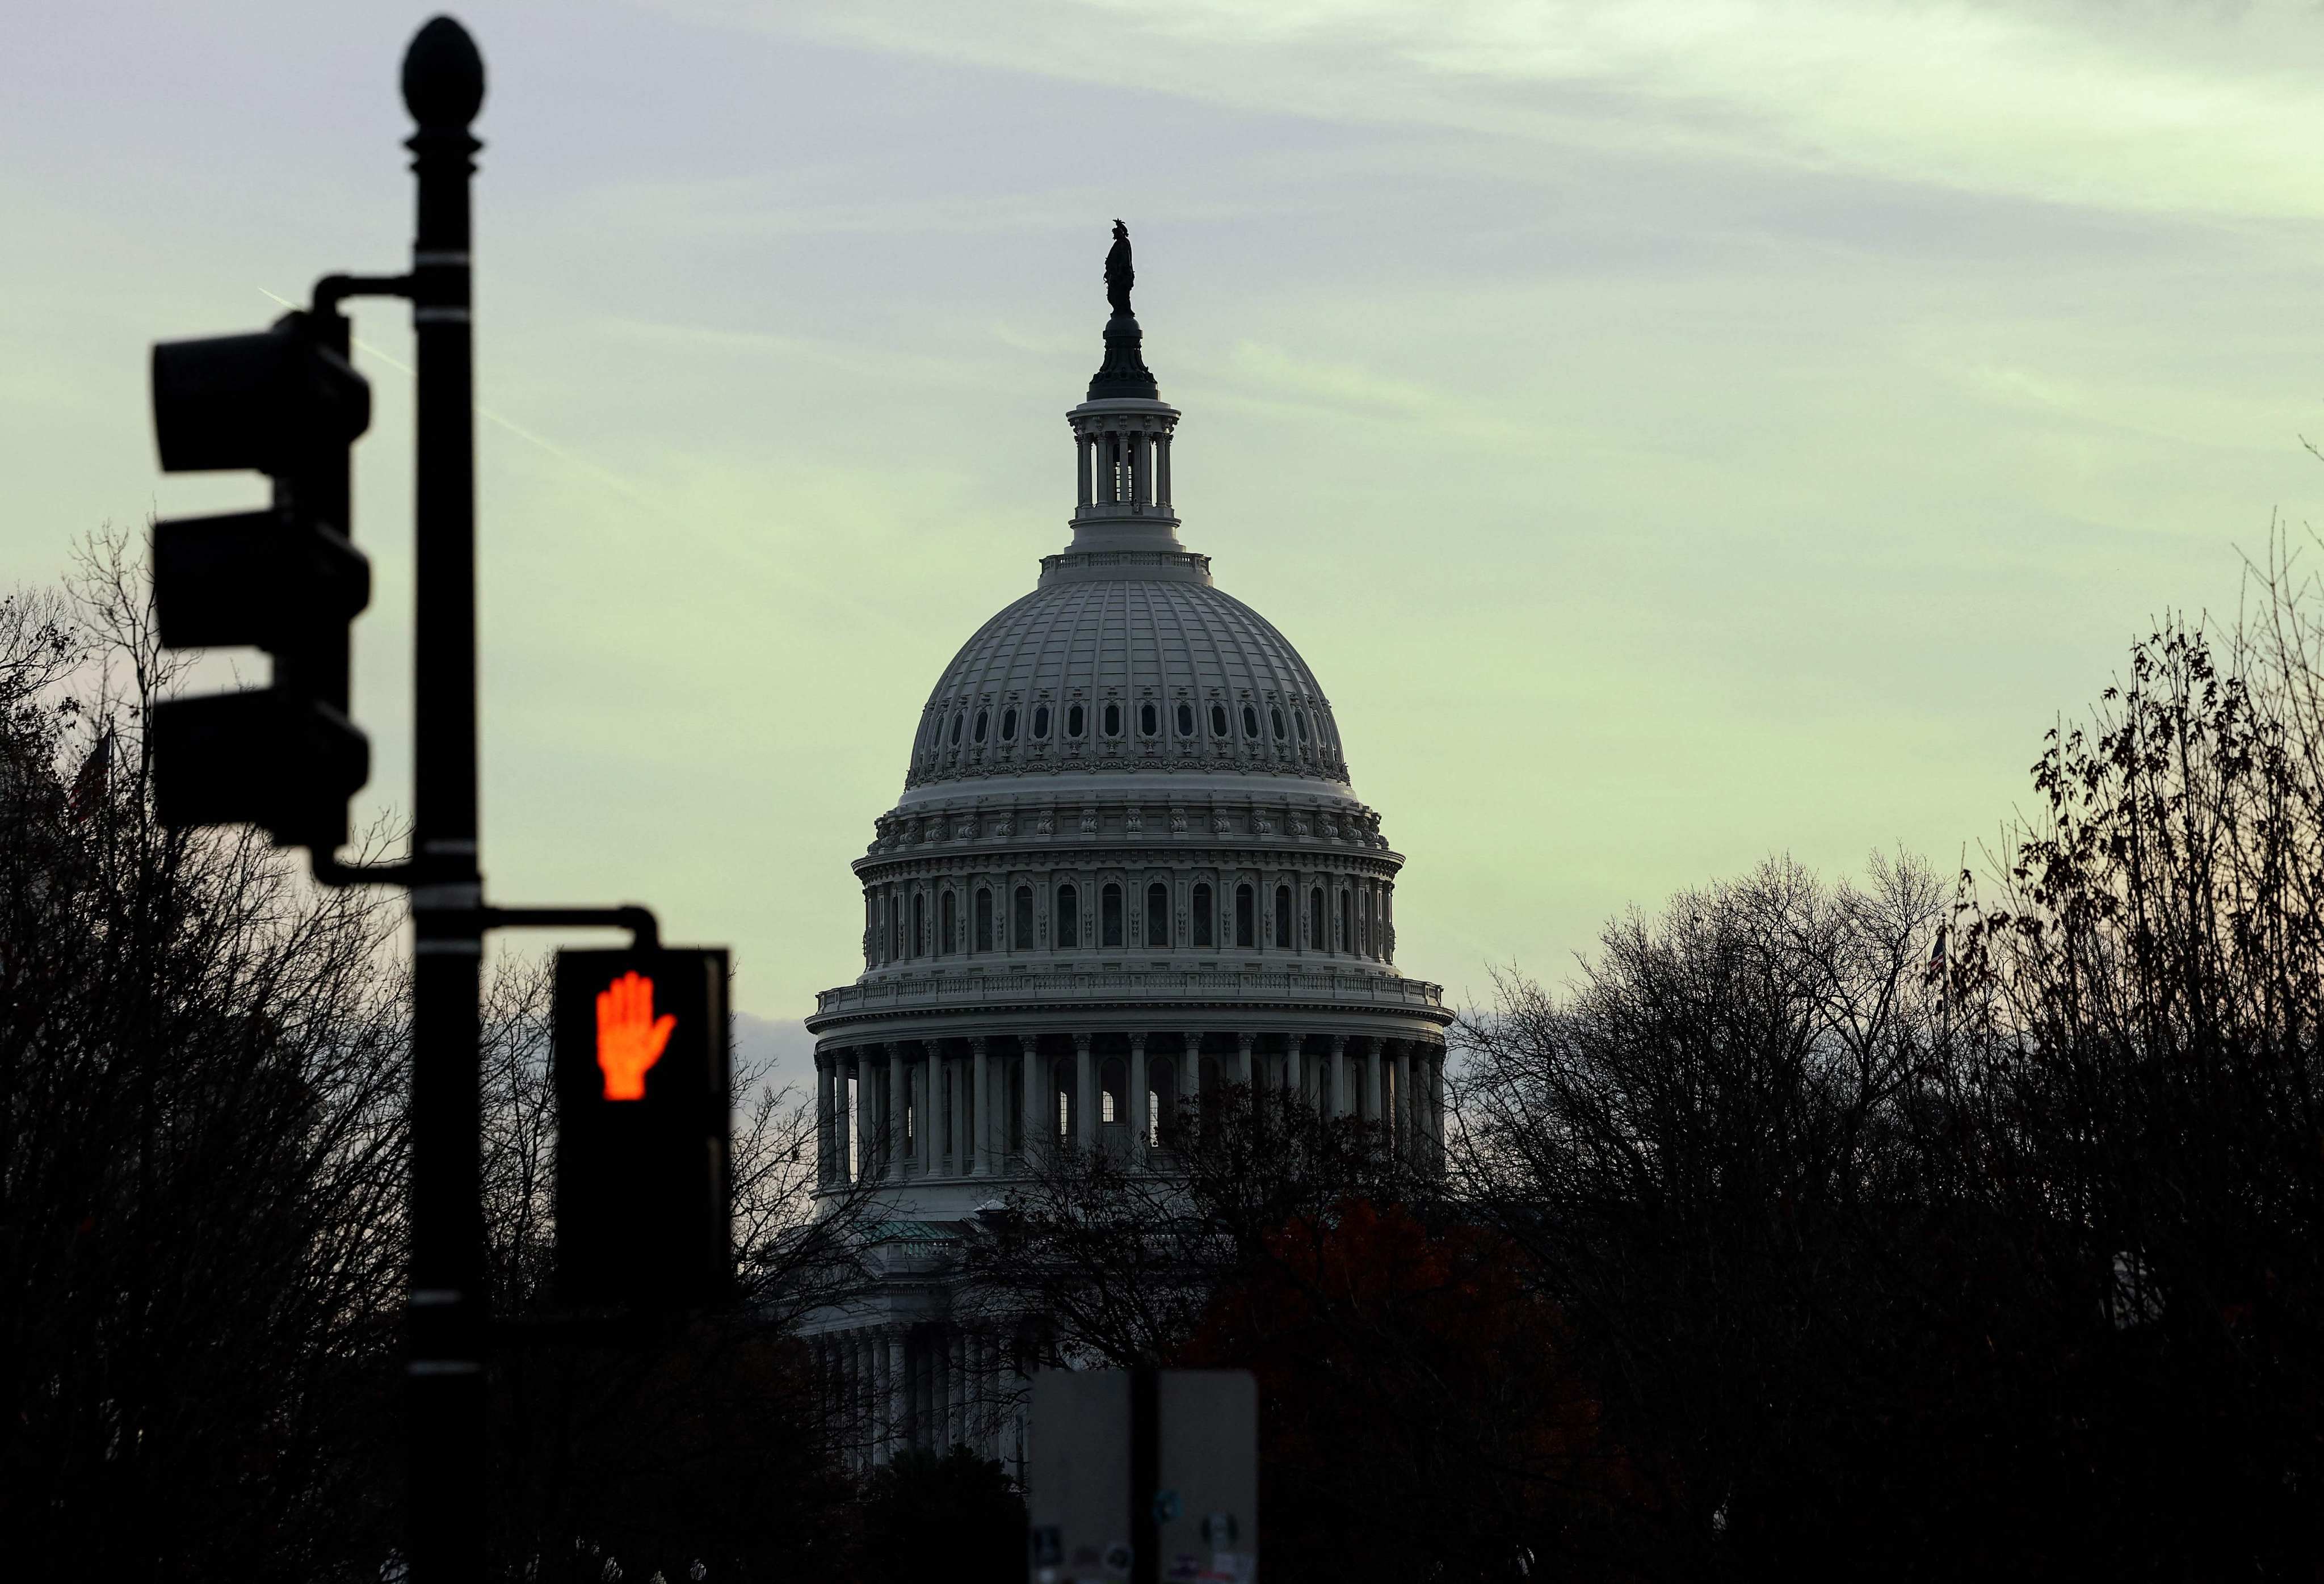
<box><xmin>553</xmin><ymin>949</ymin><xmax>733</xmax><ymax>1309</ymax></box>
<box><xmin>149</xmin><ymin>309</ymin><xmax>372</xmax><ymax>850</ymax></box>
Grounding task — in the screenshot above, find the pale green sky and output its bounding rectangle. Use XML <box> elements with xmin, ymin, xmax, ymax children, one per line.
<box><xmin>9</xmin><ymin>1</ymin><xmax>2323</xmax><ymax>1059</ymax></box>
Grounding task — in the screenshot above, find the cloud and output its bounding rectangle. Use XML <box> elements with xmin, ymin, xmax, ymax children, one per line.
<box><xmin>681</xmin><ymin>0</ymin><xmax>2324</xmax><ymax>219</ymax></box>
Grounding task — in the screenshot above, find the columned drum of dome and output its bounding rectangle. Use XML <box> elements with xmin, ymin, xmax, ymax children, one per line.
<box><xmin>799</xmin><ymin>227</ymin><xmax>1451</xmax><ymax>1473</ymax></box>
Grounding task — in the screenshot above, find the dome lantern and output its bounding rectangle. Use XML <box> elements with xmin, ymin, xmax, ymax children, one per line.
<box><xmin>1064</xmin><ymin>222</ymin><xmax>1185</xmax><ymax>565</ymax></box>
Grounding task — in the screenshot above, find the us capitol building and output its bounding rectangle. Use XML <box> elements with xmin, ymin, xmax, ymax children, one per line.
<box><xmin>801</xmin><ymin>225</ymin><xmax>1451</xmax><ymax>1474</ymax></box>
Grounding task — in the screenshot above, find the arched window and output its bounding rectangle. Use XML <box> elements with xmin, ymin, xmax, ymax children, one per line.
<box><xmin>949</xmin><ymin>713</ymin><xmax>964</xmax><ymax>746</ymax></box>
<box><xmin>912</xmin><ymin>892</ymin><xmax>927</xmax><ymax>956</ymax></box>
<box><xmin>975</xmin><ymin>887</ymin><xmax>994</xmax><ymax>952</ymax></box>
<box><xmin>1357</xmin><ymin>889</ymin><xmax>1368</xmax><ymax>955</ymax></box>
<box><xmin>1032</xmin><ymin>704</ymin><xmax>1051</xmax><ymax>740</ymax></box>
<box><xmin>941</xmin><ymin>890</ymin><xmax>957</xmax><ymax>954</ymax></box>
<box><xmin>1340</xmin><ymin>889</ymin><xmax>1352</xmax><ymax>953</ymax></box>
<box><xmin>1192</xmin><ymin>883</ymin><xmax>1214</xmax><ymax>947</ymax></box>
<box><xmin>1102</xmin><ymin>883</ymin><xmax>1123</xmax><ymax>947</ymax></box>
<box><xmin>1139</xmin><ymin>701</ymin><xmax>1158</xmax><ymax>737</ymax></box>
<box><xmin>1210</xmin><ymin>703</ymin><xmax>1229</xmax><ymax>738</ymax></box>
<box><xmin>1235</xmin><ymin>884</ymin><xmax>1255</xmax><ymax>948</ymax></box>
<box><xmin>864</xmin><ymin>893</ymin><xmax>876</xmax><ymax>964</ymax></box>
<box><xmin>1271</xmin><ymin>706</ymin><xmax>1286</xmax><ymax>740</ymax></box>
<box><xmin>888</xmin><ymin>896</ymin><xmax>900</xmax><ymax>960</ymax></box>
<box><xmin>1057</xmin><ymin>884</ymin><xmax>1080</xmax><ymax>947</ymax></box>
<box><xmin>1101</xmin><ymin>1057</ymin><xmax>1126</xmax><ymax>1125</ymax></box>
<box><xmin>973</xmin><ymin>709</ymin><xmax>989</xmax><ymax>744</ymax></box>
<box><xmin>1068</xmin><ymin>703</ymin><xmax>1086</xmax><ymax>738</ymax></box>
<box><xmin>1274</xmin><ymin>885</ymin><xmax>1292</xmax><ymax>948</ymax></box>
<box><xmin>1242</xmin><ymin>704</ymin><xmax>1260</xmax><ymax>739</ymax></box>
<box><xmin>1309</xmin><ymin>887</ymin><xmax>1325</xmax><ymax>952</ymax></box>
<box><xmin>1146</xmin><ymin>882</ymin><xmax>1170</xmax><ymax>947</ymax></box>
<box><xmin>1296</xmin><ymin>709</ymin><xmax>1310</xmax><ymax>742</ymax></box>
<box><xmin>1013</xmin><ymin>885</ymin><xmax>1034</xmax><ymax>949</ymax></box>
<box><xmin>1001</xmin><ymin>707</ymin><xmax>1018</xmax><ymax>742</ymax></box>
<box><xmin>1103</xmin><ymin>701</ymin><xmax>1122</xmax><ymax>737</ymax></box>
<box><xmin>1176</xmin><ymin>702</ymin><xmax>1194</xmax><ymax>737</ymax></box>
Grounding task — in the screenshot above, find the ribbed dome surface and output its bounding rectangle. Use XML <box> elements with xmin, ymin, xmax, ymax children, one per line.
<box><xmin>905</xmin><ymin>572</ymin><xmax>1348</xmax><ymax>789</ymax></box>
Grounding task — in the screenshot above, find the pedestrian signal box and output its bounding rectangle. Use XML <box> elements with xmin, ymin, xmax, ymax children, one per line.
<box><xmin>553</xmin><ymin>948</ymin><xmax>732</xmax><ymax>1309</ymax></box>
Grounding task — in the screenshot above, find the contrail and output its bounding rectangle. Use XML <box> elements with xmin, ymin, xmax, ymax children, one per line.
<box><xmin>260</xmin><ymin>285</ymin><xmax>894</xmax><ymax>628</ymax></box>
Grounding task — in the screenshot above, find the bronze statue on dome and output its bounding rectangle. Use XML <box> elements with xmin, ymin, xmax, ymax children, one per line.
<box><xmin>1105</xmin><ymin>219</ymin><xmax>1134</xmax><ymax>316</ymax></box>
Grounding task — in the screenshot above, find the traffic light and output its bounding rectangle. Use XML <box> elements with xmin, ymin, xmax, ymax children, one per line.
<box><xmin>149</xmin><ymin>308</ymin><xmax>372</xmax><ymax>850</ymax></box>
<box><xmin>553</xmin><ymin>949</ymin><xmax>733</xmax><ymax>1309</ymax></box>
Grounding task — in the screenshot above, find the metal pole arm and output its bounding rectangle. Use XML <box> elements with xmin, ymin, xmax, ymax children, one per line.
<box><xmin>309</xmin><ymin>855</ymin><xmax>661</xmax><ymax>948</ymax></box>
<box><xmin>480</xmin><ymin>904</ymin><xmax>660</xmax><ymax>949</ymax></box>
<box><xmin>313</xmin><ymin>272</ymin><xmax>415</xmax><ymax>312</ymax></box>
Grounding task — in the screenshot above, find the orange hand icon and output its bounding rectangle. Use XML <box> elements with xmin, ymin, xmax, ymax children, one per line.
<box><xmin>595</xmin><ymin>970</ymin><xmax>676</xmax><ymax>1100</ymax></box>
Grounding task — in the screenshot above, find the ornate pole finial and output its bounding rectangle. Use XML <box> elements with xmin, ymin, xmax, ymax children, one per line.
<box><xmin>1105</xmin><ymin>220</ymin><xmax>1134</xmax><ymax>317</ymax></box>
<box><xmin>402</xmin><ymin>15</ymin><xmax>486</xmax><ymax>131</ymax></box>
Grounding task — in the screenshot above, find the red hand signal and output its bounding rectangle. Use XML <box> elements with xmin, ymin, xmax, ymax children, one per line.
<box><xmin>594</xmin><ymin>970</ymin><xmax>675</xmax><ymax>1100</ymax></box>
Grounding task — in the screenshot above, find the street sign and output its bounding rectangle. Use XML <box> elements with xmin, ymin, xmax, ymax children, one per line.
<box><xmin>1029</xmin><ymin>1369</ymin><xmax>1258</xmax><ymax>1584</ymax></box>
<box><xmin>553</xmin><ymin>948</ymin><xmax>732</xmax><ymax>1308</ymax></box>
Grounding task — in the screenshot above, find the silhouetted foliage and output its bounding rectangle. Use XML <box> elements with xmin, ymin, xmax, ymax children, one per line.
<box><xmin>858</xmin><ymin>1444</ymin><xmax>1026</xmax><ymax>1584</ymax></box>
<box><xmin>0</xmin><ymin>538</ymin><xmax>409</xmax><ymax>1580</ymax></box>
<box><xmin>1453</xmin><ymin>534</ymin><xmax>2324</xmax><ymax>1578</ymax></box>
<box><xmin>965</xmin><ymin>1093</ymin><xmax>1638</xmax><ymax>1582</ymax></box>
<box><xmin>1</xmin><ymin>537</ymin><xmax>871</xmax><ymax>1581</ymax></box>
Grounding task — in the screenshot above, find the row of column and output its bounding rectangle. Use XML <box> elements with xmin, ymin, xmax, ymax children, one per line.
<box><xmin>814</xmin><ymin>1032</ymin><xmax>1448</xmax><ymax>1187</ymax></box>
<box><xmin>810</xmin><ymin>1325</ymin><xmax>1028</xmax><ymax>1473</ymax></box>
<box><xmin>1076</xmin><ymin>426</ymin><xmax>1173</xmax><ymax>511</ymax></box>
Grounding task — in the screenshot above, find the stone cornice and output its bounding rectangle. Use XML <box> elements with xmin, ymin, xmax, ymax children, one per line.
<box><xmin>852</xmin><ymin>844</ymin><xmax>1407</xmax><ymax>884</ymax></box>
<box><xmin>806</xmin><ymin>963</ymin><xmax>1451</xmax><ymax>1032</ymax></box>
<box><xmin>856</xmin><ymin>790</ymin><xmax>1393</xmax><ymax>871</ymax></box>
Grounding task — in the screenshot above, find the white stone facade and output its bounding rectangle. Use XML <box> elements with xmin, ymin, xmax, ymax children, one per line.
<box><xmin>800</xmin><ymin>289</ymin><xmax>1451</xmax><ymax>1476</ymax></box>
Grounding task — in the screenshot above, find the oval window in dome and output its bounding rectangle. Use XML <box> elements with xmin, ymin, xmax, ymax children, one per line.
<box><xmin>1176</xmin><ymin>702</ymin><xmax>1194</xmax><ymax>737</ymax></box>
<box><xmin>1103</xmin><ymin>701</ymin><xmax>1122</xmax><ymax>737</ymax></box>
<box><xmin>1033</xmin><ymin>704</ymin><xmax>1051</xmax><ymax>740</ymax></box>
<box><xmin>1271</xmin><ymin>706</ymin><xmax>1286</xmax><ymax>740</ymax></box>
<box><xmin>1295</xmin><ymin>709</ymin><xmax>1310</xmax><ymax>742</ymax></box>
<box><xmin>1139</xmin><ymin>701</ymin><xmax>1157</xmax><ymax>737</ymax></box>
<box><xmin>949</xmin><ymin>713</ymin><xmax>964</xmax><ymax>746</ymax></box>
<box><xmin>1068</xmin><ymin>703</ymin><xmax>1085</xmax><ymax>738</ymax></box>
<box><xmin>1001</xmin><ymin>707</ymin><xmax>1018</xmax><ymax>742</ymax></box>
<box><xmin>1242</xmin><ymin>704</ymin><xmax>1260</xmax><ymax>739</ymax></box>
<box><xmin>1211</xmin><ymin>703</ymin><xmax>1229</xmax><ymax>738</ymax></box>
<box><xmin>973</xmin><ymin>710</ymin><xmax>989</xmax><ymax>744</ymax></box>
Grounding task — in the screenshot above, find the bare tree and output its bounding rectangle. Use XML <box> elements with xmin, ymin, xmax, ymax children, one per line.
<box><xmin>3</xmin><ymin>535</ymin><xmax>882</xmax><ymax>1581</ymax></box>
<box><xmin>0</xmin><ymin>535</ymin><xmax>410</xmax><ymax>1581</ymax></box>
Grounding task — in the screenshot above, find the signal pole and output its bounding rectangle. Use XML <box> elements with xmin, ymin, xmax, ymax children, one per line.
<box><xmin>401</xmin><ymin>19</ymin><xmax>488</xmax><ymax>1581</ymax></box>
<box><xmin>150</xmin><ymin>21</ymin><xmax>717</xmax><ymax>1578</ymax></box>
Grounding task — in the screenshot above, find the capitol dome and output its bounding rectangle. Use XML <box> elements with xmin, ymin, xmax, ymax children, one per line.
<box><xmin>905</xmin><ymin>569</ymin><xmax>1351</xmax><ymax>795</ymax></box>
<box><xmin>801</xmin><ymin>228</ymin><xmax>1450</xmax><ymax>1473</ymax></box>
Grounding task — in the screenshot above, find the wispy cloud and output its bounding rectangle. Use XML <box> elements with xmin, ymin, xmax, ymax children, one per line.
<box><xmin>686</xmin><ymin>0</ymin><xmax>2324</xmax><ymax>219</ymax></box>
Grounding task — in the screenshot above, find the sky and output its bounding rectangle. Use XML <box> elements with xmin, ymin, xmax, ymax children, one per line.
<box><xmin>9</xmin><ymin>0</ymin><xmax>2324</xmax><ymax>1071</ymax></box>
